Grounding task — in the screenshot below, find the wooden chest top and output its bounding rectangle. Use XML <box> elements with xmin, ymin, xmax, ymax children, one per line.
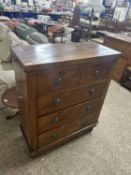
<box><xmin>11</xmin><ymin>42</ymin><xmax>120</xmax><ymax>72</ymax></box>
<box><xmin>100</xmin><ymin>31</ymin><xmax>131</xmax><ymax>44</ymax></box>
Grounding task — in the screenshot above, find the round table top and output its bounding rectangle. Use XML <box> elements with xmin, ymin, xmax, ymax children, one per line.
<box><xmin>1</xmin><ymin>86</ymin><xmax>18</xmax><ymax>108</ymax></box>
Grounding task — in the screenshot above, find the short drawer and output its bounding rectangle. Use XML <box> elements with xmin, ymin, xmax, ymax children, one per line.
<box><xmin>38</xmin><ymin>98</ymin><xmax>103</xmax><ymax>133</ymax></box>
<box><xmin>37</xmin><ymin>81</ymin><xmax>107</xmax><ymax>116</ymax></box>
<box><xmin>38</xmin><ymin>113</ymin><xmax>98</xmax><ymax>147</ymax></box>
<box><xmin>37</xmin><ymin>67</ymin><xmax>81</xmax><ymax>95</ymax></box>
<box><xmin>80</xmin><ymin>62</ymin><xmax>113</xmax><ymax>85</ymax></box>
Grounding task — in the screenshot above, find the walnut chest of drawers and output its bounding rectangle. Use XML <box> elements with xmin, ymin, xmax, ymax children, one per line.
<box><xmin>103</xmin><ymin>31</ymin><xmax>131</xmax><ymax>82</ymax></box>
<box><xmin>12</xmin><ymin>42</ymin><xmax>120</xmax><ymax>156</ymax></box>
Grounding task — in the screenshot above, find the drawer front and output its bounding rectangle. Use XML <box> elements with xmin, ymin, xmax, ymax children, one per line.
<box><xmin>37</xmin><ymin>81</ymin><xmax>107</xmax><ymax>116</ymax></box>
<box><xmin>37</xmin><ymin>67</ymin><xmax>81</xmax><ymax>95</ymax></box>
<box><xmin>80</xmin><ymin>62</ymin><xmax>113</xmax><ymax>85</ymax></box>
<box><xmin>38</xmin><ymin>113</ymin><xmax>98</xmax><ymax>147</ymax></box>
<box><xmin>38</xmin><ymin>98</ymin><xmax>103</xmax><ymax>133</ymax></box>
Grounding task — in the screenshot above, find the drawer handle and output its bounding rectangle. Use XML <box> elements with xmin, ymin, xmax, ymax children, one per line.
<box><xmin>94</xmin><ymin>70</ymin><xmax>100</xmax><ymax>76</ymax></box>
<box><xmin>54</xmin><ymin>98</ymin><xmax>62</xmax><ymax>105</ymax></box>
<box><xmin>52</xmin><ymin>133</ymin><xmax>59</xmax><ymax>140</ymax></box>
<box><xmin>53</xmin><ymin>117</ymin><xmax>60</xmax><ymax>124</ymax></box>
<box><xmin>89</xmin><ymin>88</ymin><xmax>96</xmax><ymax>95</ymax></box>
<box><xmin>86</xmin><ymin>105</ymin><xmax>92</xmax><ymax>112</ymax></box>
<box><xmin>54</xmin><ymin>77</ymin><xmax>63</xmax><ymax>86</ymax></box>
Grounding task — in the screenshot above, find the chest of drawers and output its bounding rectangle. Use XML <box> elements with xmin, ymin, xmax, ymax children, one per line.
<box><xmin>102</xmin><ymin>32</ymin><xmax>131</xmax><ymax>82</ymax></box>
<box><xmin>121</xmin><ymin>66</ymin><xmax>131</xmax><ymax>90</ymax></box>
<box><xmin>12</xmin><ymin>42</ymin><xmax>120</xmax><ymax>156</ymax></box>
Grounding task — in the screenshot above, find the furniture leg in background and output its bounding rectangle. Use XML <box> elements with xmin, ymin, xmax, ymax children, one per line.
<box><xmin>1</xmin><ymin>86</ymin><xmax>19</xmax><ymax>120</ymax></box>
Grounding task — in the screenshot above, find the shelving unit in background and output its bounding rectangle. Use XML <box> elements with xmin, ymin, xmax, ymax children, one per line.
<box><xmin>51</xmin><ymin>0</ymin><xmax>73</xmax><ymax>10</ymax></box>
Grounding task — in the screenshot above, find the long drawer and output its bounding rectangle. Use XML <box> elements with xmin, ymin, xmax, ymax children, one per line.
<box><xmin>38</xmin><ymin>112</ymin><xmax>99</xmax><ymax>148</ymax></box>
<box><xmin>38</xmin><ymin>98</ymin><xmax>103</xmax><ymax>133</ymax></box>
<box><xmin>37</xmin><ymin>62</ymin><xmax>111</xmax><ymax>95</ymax></box>
<box><xmin>37</xmin><ymin>81</ymin><xmax>107</xmax><ymax>116</ymax></box>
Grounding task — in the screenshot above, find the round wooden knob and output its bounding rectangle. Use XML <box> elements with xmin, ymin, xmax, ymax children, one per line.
<box><xmin>55</xmin><ymin>77</ymin><xmax>63</xmax><ymax>86</ymax></box>
<box><xmin>53</xmin><ymin>117</ymin><xmax>60</xmax><ymax>123</ymax></box>
<box><xmin>54</xmin><ymin>98</ymin><xmax>62</xmax><ymax>105</ymax></box>
<box><xmin>52</xmin><ymin>133</ymin><xmax>59</xmax><ymax>140</ymax></box>
<box><xmin>89</xmin><ymin>88</ymin><xmax>96</xmax><ymax>95</ymax></box>
<box><xmin>86</xmin><ymin>105</ymin><xmax>91</xmax><ymax>112</ymax></box>
<box><xmin>94</xmin><ymin>70</ymin><xmax>100</xmax><ymax>76</ymax></box>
